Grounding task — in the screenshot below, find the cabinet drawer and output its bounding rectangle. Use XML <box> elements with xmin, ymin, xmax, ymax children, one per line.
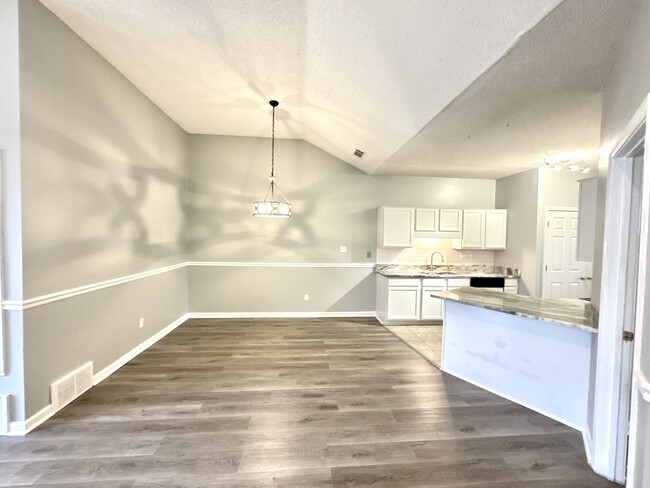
<box><xmin>422</xmin><ymin>278</ymin><xmax>446</xmax><ymax>287</ymax></box>
<box><xmin>504</xmin><ymin>286</ymin><xmax>518</xmax><ymax>294</ymax></box>
<box><xmin>447</xmin><ymin>278</ymin><xmax>470</xmax><ymax>288</ymax></box>
<box><xmin>504</xmin><ymin>278</ymin><xmax>518</xmax><ymax>287</ymax></box>
<box><xmin>388</xmin><ymin>278</ymin><xmax>421</xmax><ymax>287</ymax></box>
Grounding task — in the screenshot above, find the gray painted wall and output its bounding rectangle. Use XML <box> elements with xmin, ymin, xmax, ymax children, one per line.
<box><xmin>188</xmin><ymin>135</ymin><xmax>496</xmax><ymax>313</ymax></box>
<box><xmin>24</xmin><ymin>268</ymin><xmax>187</xmax><ymax>416</ymax></box>
<box><xmin>494</xmin><ymin>168</ymin><xmax>583</xmax><ymax>298</ymax></box>
<box><xmin>494</xmin><ymin>169</ymin><xmax>539</xmax><ymax>295</ymax></box>
<box><xmin>593</xmin><ymin>0</ymin><xmax>649</xmax><ymax>310</ymax></box>
<box><xmin>535</xmin><ymin>169</ymin><xmax>583</xmax><ymax>296</ymax></box>
<box><xmin>189</xmin><ymin>266</ymin><xmax>375</xmax><ymax>314</ymax></box>
<box><xmin>15</xmin><ymin>0</ymin><xmax>190</xmax><ymax>420</ymax></box>
<box><xmin>20</xmin><ymin>0</ymin><xmax>189</xmax><ymax>299</ymax></box>
<box><xmin>5</xmin><ymin>0</ymin><xmax>506</xmax><ymax>422</ymax></box>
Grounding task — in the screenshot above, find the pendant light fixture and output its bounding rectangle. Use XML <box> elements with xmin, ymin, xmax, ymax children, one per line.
<box><xmin>252</xmin><ymin>100</ymin><xmax>292</xmax><ymax>218</ymax></box>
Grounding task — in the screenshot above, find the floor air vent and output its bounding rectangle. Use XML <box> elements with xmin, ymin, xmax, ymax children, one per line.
<box><xmin>51</xmin><ymin>362</ymin><xmax>93</xmax><ymax>411</ymax></box>
<box><xmin>353</xmin><ymin>148</ymin><xmax>365</xmax><ymax>158</ymax></box>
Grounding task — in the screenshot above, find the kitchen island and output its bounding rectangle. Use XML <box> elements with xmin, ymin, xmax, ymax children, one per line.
<box><xmin>433</xmin><ymin>287</ymin><xmax>597</xmax><ymax>431</ymax></box>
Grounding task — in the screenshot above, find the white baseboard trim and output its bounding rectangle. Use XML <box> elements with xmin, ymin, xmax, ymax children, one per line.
<box><xmin>7</xmin><ymin>404</ymin><xmax>54</xmax><ymax>436</ymax></box>
<box><xmin>186</xmin><ymin>311</ymin><xmax>377</xmax><ymax>319</ymax></box>
<box><xmin>92</xmin><ymin>313</ymin><xmax>190</xmax><ymax>385</ymax></box>
<box><xmin>5</xmin><ymin>313</ymin><xmax>191</xmax><ymax>436</ymax></box>
<box><xmin>440</xmin><ymin>366</ymin><xmax>585</xmax><ymax>433</ymax></box>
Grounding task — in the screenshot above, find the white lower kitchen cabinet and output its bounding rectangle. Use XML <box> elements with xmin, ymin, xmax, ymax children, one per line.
<box><xmin>387</xmin><ymin>286</ymin><xmax>421</xmax><ymax>320</ymax></box>
<box><xmin>377</xmin><ymin>274</ymin><xmax>518</xmax><ymax>324</ymax></box>
<box><xmin>376</xmin><ymin>276</ymin><xmax>422</xmax><ymax>322</ymax></box>
<box><xmin>421</xmin><ymin>287</ymin><xmax>445</xmax><ymax>320</ymax></box>
<box><xmin>421</xmin><ymin>278</ymin><xmax>447</xmax><ymax>320</ymax></box>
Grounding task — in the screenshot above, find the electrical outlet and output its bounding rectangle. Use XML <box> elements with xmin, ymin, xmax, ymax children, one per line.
<box><xmin>304</xmin><ymin>294</ymin><xmax>309</xmax><ymax>301</ymax></box>
<box><xmin>366</xmin><ymin>251</ymin><xmax>372</xmax><ymax>258</ymax></box>
<box><xmin>139</xmin><ymin>317</ymin><xmax>145</xmax><ymax>328</ymax></box>
<box><xmin>339</xmin><ymin>245</ymin><xmax>347</xmax><ymax>253</ymax></box>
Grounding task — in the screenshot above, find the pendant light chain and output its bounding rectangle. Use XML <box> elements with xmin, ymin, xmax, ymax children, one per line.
<box><xmin>252</xmin><ymin>99</ymin><xmax>291</xmax><ymax>218</ymax></box>
<box><xmin>271</xmin><ymin>103</ymin><xmax>276</xmax><ymax>179</ymax></box>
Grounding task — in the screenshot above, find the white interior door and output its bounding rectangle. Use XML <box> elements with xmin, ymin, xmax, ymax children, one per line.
<box><xmin>543</xmin><ymin>210</ymin><xmax>583</xmax><ymax>299</ymax></box>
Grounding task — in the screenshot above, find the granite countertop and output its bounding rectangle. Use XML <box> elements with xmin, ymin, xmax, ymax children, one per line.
<box><xmin>432</xmin><ymin>287</ymin><xmax>598</xmax><ymax>332</ymax></box>
<box><xmin>375</xmin><ymin>264</ymin><xmax>520</xmax><ymax>279</ymax></box>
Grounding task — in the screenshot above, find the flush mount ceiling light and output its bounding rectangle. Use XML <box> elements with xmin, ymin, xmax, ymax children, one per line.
<box><xmin>542</xmin><ymin>158</ymin><xmax>590</xmax><ymax>174</ymax></box>
<box><xmin>252</xmin><ymin>100</ymin><xmax>292</xmax><ymax>219</ymax></box>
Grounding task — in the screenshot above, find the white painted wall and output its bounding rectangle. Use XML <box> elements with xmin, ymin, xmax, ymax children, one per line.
<box><xmin>442</xmin><ymin>300</ymin><xmax>595</xmax><ymax>430</ymax></box>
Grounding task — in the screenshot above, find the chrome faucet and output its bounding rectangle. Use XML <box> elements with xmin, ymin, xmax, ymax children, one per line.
<box><xmin>430</xmin><ymin>251</ymin><xmax>445</xmax><ymax>269</ymax></box>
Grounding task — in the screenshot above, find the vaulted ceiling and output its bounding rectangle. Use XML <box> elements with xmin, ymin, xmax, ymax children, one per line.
<box><xmin>39</xmin><ymin>0</ymin><xmax>635</xmax><ymax>178</ymax></box>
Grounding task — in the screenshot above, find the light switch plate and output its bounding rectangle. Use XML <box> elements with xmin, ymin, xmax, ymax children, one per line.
<box><xmin>339</xmin><ymin>245</ymin><xmax>347</xmax><ymax>253</ymax></box>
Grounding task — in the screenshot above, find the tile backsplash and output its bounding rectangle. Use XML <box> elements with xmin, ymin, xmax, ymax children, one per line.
<box><xmin>376</xmin><ymin>238</ymin><xmax>495</xmax><ymax>265</ymax></box>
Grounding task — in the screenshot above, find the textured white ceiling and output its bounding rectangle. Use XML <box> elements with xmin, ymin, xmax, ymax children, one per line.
<box><xmin>39</xmin><ymin>0</ymin><xmax>564</xmax><ymax>176</ymax></box>
<box><xmin>375</xmin><ymin>0</ymin><xmax>635</xmax><ymax>178</ymax></box>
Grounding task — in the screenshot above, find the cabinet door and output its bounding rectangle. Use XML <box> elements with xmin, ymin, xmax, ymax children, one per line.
<box><xmin>485</xmin><ymin>210</ymin><xmax>507</xmax><ymax>249</ymax></box>
<box><xmin>379</xmin><ymin>207</ymin><xmax>414</xmax><ymax>247</ymax></box>
<box><xmin>421</xmin><ymin>287</ymin><xmax>445</xmax><ymax>320</ymax></box>
<box><xmin>461</xmin><ymin>210</ymin><xmax>485</xmax><ymax>248</ymax></box>
<box><xmin>415</xmin><ymin>209</ymin><xmax>438</xmax><ymax>231</ymax></box>
<box><xmin>387</xmin><ymin>287</ymin><xmax>421</xmax><ymax>320</ymax></box>
<box><xmin>439</xmin><ymin>209</ymin><xmax>462</xmax><ymax>232</ymax></box>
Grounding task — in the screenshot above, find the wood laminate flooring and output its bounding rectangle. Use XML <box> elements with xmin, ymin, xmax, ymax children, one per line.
<box><xmin>0</xmin><ymin>318</ymin><xmax>618</xmax><ymax>487</ymax></box>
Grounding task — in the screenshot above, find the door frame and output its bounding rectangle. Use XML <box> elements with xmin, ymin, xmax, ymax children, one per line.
<box><xmin>592</xmin><ymin>95</ymin><xmax>648</xmax><ymax>483</ymax></box>
<box><xmin>541</xmin><ymin>207</ymin><xmax>578</xmax><ymax>299</ymax></box>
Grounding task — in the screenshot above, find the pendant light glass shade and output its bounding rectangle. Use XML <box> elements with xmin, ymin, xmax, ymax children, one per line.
<box><xmin>253</xmin><ymin>100</ymin><xmax>292</xmax><ymax>218</ymax></box>
<box><xmin>253</xmin><ymin>177</ymin><xmax>291</xmax><ymax>218</ymax></box>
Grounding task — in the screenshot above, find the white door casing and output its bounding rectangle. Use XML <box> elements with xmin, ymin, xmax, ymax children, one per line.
<box><xmin>593</xmin><ymin>94</ymin><xmax>648</xmax><ymax>485</ymax></box>
<box><xmin>624</xmin><ymin>103</ymin><xmax>650</xmax><ymax>488</ymax></box>
<box><xmin>542</xmin><ymin>209</ymin><xmax>587</xmax><ymax>299</ymax></box>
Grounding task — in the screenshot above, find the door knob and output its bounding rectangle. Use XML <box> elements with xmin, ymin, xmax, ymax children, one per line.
<box><xmin>587</xmin><ymin>276</ymin><xmax>592</xmax><ymax>280</ymax></box>
<box><xmin>579</xmin><ymin>276</ymin><xmax>585</xmax><ymax>280</ymax></box>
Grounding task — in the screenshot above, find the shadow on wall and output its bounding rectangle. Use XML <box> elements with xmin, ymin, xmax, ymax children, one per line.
<box><xmin>186</xmin><ymin>138</ymin><xmax>377</xmax><ymax>263</ymax></box>
<box><xmin>327</xmin><ymin>273</ymin><xmax>377</xmax><ymax>313</ymax></box>
<box><xmin>20</xmin><ymin>53</ymin><xmax>189</xmax><ymax>293</ymax></box>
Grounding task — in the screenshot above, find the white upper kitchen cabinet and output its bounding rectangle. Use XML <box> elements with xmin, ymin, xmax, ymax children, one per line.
<box><xmin>453</xmin><ymin>209</ymin><xmax>507</xmax><ymax>250</ymax></box>
<box><xmin>378</xmin><ymin>207</ymin><xmax>414</xmax><ymax>247</ymax></box>
<box><xmin>438</xmin><ymin>209</ymin><xmax>463</xmax><ymax>232</ymax></box>
<box><xmin>484</xmin><ymin>210</ymin><xmax>507</xmax><ymax>249</ymax></box>
<box><xmin>459</xmin><ymin>210</ymin><xmax>485</xmax><ymax>248</ymax></box>
<box><xmin>415</xmin><ymin>209</ymin><xmax>438</xmax><ymax>232</ymax></box>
